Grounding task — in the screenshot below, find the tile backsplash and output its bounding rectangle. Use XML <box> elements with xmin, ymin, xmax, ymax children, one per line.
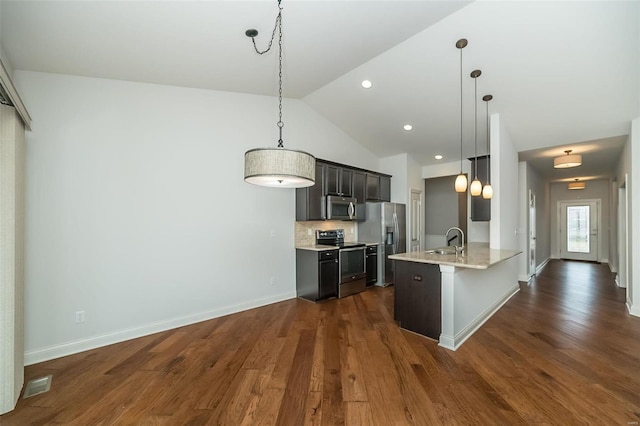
<box><xmin>295</xmin><ymin>221</ymin><xmax>357</xmax><ymax>246</ymax></box>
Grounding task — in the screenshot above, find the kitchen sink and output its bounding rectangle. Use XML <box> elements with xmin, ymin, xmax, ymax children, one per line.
<box><xmin>425</xmin><ymin>247</ymin><xmax>457</xmax><ymax>255</ymax></box>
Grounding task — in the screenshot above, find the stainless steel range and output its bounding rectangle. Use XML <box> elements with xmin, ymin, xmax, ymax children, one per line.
<box><xmin>316</xmin><ymin>229</ymin><xmax>366</xmax><ymax>298</ymax></box>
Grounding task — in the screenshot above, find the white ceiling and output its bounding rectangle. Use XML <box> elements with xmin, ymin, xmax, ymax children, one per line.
<box><xmin>2</xmin><ymin>1</ymin><xmax>638</xmax><ymax>182</ymax></box>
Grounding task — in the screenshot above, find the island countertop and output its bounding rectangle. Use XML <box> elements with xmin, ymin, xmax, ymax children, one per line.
<box><xmin>388</xmin><ymin>242</ymin><xmax>521</xmax><ymax>270</ymax></box>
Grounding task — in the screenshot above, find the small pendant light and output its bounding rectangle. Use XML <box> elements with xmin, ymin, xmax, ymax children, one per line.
<box><xmin>482</xmin><ymin>94</ymin><xmax>493</xmax><ymax>200</ymax></box>
<box><xmin>469</xmin><ymin>69</ymin><xmax>482</xmax><ymax>197</ymax></box>
<box><xmin>243</xmin><ymin>0</ymin><xmax>315</xmax><ymax>188</ymax></box>
<box><xmin>454</xmin><ymin>39</ymin><xmax>468</xmax><ymax>193</ymax></box>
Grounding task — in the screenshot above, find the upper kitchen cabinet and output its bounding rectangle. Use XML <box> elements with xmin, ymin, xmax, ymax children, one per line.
<box><xmin>326</xmin><ymin>165</ymin><xmax>353</xmax><ymax>197</ymax></box>
<box><xmin>296</xmin><ymin>162</ymin><xmax>326</xmax><ymax>221</ymax></box>
<box><xmin>470</xmin><ymin>156</ymin><xmax>490</xmax><ymax>221</ymax></box>
<box><xmin>366</xmin><ymin>173</ymin><xmax>391</xmax><ymax>202</ymax></box>
<box><xmin>296</xmin><ymin>159</ymin><xmax>392</xmax><ymax>221</ymax></box>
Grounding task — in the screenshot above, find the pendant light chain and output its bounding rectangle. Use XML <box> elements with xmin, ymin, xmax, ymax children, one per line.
<box><xmin>248</xmin><ymin>0</ymin><xmax>285</xmax><ymax>148</ymax></box>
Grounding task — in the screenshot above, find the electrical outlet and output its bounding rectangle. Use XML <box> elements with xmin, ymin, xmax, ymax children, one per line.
<box><xmin>75</xmin><ymin>311</ymin><xmax>85</xmax><ymax>324</ymax></box>
<box><xmin>307</xmin><ymin>228</ymin><xmax>312</xmax><ymax>236</ymax></box>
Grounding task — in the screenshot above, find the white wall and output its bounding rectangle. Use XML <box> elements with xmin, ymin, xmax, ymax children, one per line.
<box><xmin>629</xmin><ymin>118</ymin><xmax>640</xmax><ymax>316</ymax></box>
<box><xmin>16</xmin><ymin>71</ymin><xmax>379</xmax><ymax>364</ymax></box>
<box><xmin>491</xmin><ymin>113</ymin><xmax>519</xmax><ymax>250</ymax></box>
<box><xmin>549</xmin><ymin>179</ymin><xmax>611</xmax><ymax>262</ymax></box>
<box><xmin>379</xmin><ymin>152</ymin><xmax>423</xmax><ymax>252</ymax></box>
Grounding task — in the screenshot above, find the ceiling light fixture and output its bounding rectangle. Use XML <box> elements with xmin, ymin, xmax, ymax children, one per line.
<box><xmin>554</xmin><ymin>149</ymin><xmax>582</xmax><ymax>169</ymax></box>
<box><xmin>482</xmin><ymin>94</ymin><xmax>493</xmax><ymax>200</ymax></box>
<box><xmin>435</xmin><ymin>154</ymin><xmax>443</xmax><ymax>160</ymax></box>
<box><xmin>454</xmin><ymin>38</ymin><xmax>468</xmax><ymax>193</ymax></box>
<box><xmin>568</xmin><ymin>178</ymin><xmax>586</xmax><ymax>190</ymax></box>
<box><xmin>361</xmin><ymin>80</ymin><xmax>373</xmax><ymax>89</ymax></box>
<box><xmin>469</xmin><ymin>69</ymin><xmax>482</xmax><ymax>197</ymax></box>
<box><xmin>243</xmin><ymin>0</ymin><xmax>315</xmax><ymax>188</ymax></box>
<box><xmin>403</xmin><ymin>124</ymin><xmax>413</xmax><ymax>131</ymax></box>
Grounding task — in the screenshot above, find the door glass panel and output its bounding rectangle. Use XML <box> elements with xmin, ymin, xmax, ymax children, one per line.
<box><xmin>567</xmin><ymin>205</ymin><xmax>589</xmax><ymax>253</ymax></box>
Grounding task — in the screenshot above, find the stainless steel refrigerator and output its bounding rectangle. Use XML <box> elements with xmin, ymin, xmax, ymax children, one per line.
<box><xmin>359</xmin><ymin>202</ymin><xmax>406</xmax><ymax>287</ymax></box>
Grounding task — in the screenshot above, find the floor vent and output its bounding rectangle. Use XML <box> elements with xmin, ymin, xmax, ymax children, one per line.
<box><xmin>23</xmin><ymin>375</ymin><xmax>53</xmax><ymax>399</ymax></box>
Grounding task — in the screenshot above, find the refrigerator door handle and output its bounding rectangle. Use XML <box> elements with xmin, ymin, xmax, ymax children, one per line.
<box><xmin>393</xmin><ymin>212</ymin><xmax>399</xmax><ymax>254</ymax></box>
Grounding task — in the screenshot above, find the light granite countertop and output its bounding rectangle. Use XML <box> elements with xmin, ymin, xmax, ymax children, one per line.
<box><xmin>388</xmin><ymin>242</ymin><xmax>521</xmax><ymax>270</ymax></box>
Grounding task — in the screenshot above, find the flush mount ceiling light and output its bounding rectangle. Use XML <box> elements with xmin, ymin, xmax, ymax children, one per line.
<box><xmin>482</xmin><ymin>94</ymin><xmax>493</xmax><ymax>200</ymax></box>
<box><xmin>554</xmin><ymin>149</ymin><xmax>582</xmax><ymax>169</ymax></box>
<box><xmin>361</xmin><ymin>80</ymin><xmax>373</xmax><ymax>89</ymax></box>
<box><xmin>568</xmin><ymin>178</ymin><xmax>586</xmax><ymax>190</ymax></box>
<box><xmin>243</xmin><ymin>0</ymin><xmax>315</xmax><ymax>188</ymax></box>
<box><xmin>454</xmin><ymin>38</ymin><xmax>468</xmax><ymax>193</ymax></box>
<box><xmin>403</xmin><ymin>124</ymin><xmax>413</xmax><ymax>131</ymax></box>
<box><xmin>469</xmin><ymin>69</ymin><xmax>482</xmax><ymax>197</ymax></box>
<box><xmin>435</xmin><ymin>154</ymin><xmax>443</xmax><ymax>160</ymax></box>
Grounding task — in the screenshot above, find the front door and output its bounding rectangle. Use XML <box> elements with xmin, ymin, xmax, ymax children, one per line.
<box><xmin>559</xmin><ymin>200</ymin><xmax>599</xmax><ymax>262</ymax></box>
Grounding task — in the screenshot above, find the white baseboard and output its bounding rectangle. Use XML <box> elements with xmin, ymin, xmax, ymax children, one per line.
<box><xmin>518</xmin><ymin>274</ymin><xmax>531</xmax><ymax>283</ymax></box>
<box><xmin>439</xmin><ymin>284</ymin><xmax>520</xmax><ymax>351</ymax></box>
<box><xmin>628</xmin><ymin>300</ymin><xmax>640</xmax><ymax>318</ymax></box>
<box><xmin>536</xmin><ymin>257</ymin><xmax>550</xmax><ymax>274</ymax></box>
<box><xmin>24</xmin><ymin>291</ymin><xmax>297</xmax><ymax>366</ymax></box>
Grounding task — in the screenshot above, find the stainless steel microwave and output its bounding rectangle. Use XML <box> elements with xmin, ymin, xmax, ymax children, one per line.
<box><xmin>326</xmin><ymin>195</ymin><xmax>358</xmax><ymax>220</ymax></box>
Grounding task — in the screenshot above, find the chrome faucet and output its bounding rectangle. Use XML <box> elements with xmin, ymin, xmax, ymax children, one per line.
<box><xmin>445</xmin><ymin>227</ymin><xmax>465</xmax><ymax>255</ymax></box>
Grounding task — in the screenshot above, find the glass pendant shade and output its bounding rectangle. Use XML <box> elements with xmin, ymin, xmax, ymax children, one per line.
<box><xmin>470</xmin><ymin>178</ymin><xmax>482</xmax><ymax>196</ymax></box>
<box><xmin>455</xmin><ymin>173</ymin><xmax>468</xmax><ymax>192</ymax></box>
<box><xmin>244</xmin><ymin>148</ymin><xmax>315</xmax><ymax>188</ymax></box>
<box><xmin>482</xmin><ymin>183</ymin><xmax>493</xmax><ymax>199</ymax></box>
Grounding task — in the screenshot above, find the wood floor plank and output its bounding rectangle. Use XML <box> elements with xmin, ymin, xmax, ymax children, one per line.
<box><xmin>3</xmin><ymin>260</ymin><xmax>640</xmax><ymax>425</ymax></box>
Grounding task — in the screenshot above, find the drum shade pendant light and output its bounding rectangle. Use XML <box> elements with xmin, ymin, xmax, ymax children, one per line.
<box><xmin>554</xmin><ymin>149</ymin><xmax>582</xmax><ymax>169</ymax></box>
<box><xmin>243</xmin><ymin>0</ymin><xmax>315</xmax><ymax>188</ymax></box>
<box><xmin>454</xmin><ymin>39</ymin><xmax>468</xmax><ymax>193</ymax></box>
<box><xmin>469</xmin><ymin>69</ymin><xmax>482</xmax><ymax>197</ymax></box>
<box><xmin>482</xmin><ymin>94</ymin><xmax>493</xmax><ymax>200</ymax></box>
<box><xmin>568</xmin><ymin>178</ymin><xmax>586</xmax><ymax>190</ymax></box>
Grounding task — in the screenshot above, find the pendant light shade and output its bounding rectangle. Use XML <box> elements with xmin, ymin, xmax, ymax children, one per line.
<box><xmin>244</xmin><ymin>148</ymin><xmax>315</xmax><ymax>187</ymax></box>
<box><xmin>482</xmin><ymin>94</ymin><xmax>493</xmax><ymax>200</ymax></box>
<box><xmin>470</xmin><ymin>178</ymin><xmax>482</xmax><ymax>196</ymax></box>
<box><xmin>455</xmin><ymin>174</ymin><xmax>468</xmax><ymax>192</ymax></box>
<box><xmin>455</xmin><ymin>39</ymin><xmax>468</xmax><ymax>193</ymax></box>
<box><xmin>243</xmin><ymin>1</ymin><xmax>315</xmax><ymax>188</ymax></box>
<box><xmin>554</xmin><ymin>150</ymin><xmax>582</xmax><ymax>168</ymax></box>
<box><xmin>482</xmin><ymin>183</ymin><xmax>493</xmax><ymax>199</ymax></box>
<box><xmin>568</xmin><ymin>178</ymin><xmax>586</xmax><ymax>190</ymax></box>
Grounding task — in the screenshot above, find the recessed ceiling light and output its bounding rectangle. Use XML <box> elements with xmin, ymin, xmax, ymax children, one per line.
<box><xmin>361</xmin><ymin>80</ymin><xmax>373</xmax><ymax>89</ymax></box>
<box><xmin>403</xmin><ymin>124</ymin><xmax>413</xmax><ymax>131</ymax></box>
<box><xmin>435</xmin><ymin>154</ymin><xmax>443</xmax><ymax>160</ymax></box>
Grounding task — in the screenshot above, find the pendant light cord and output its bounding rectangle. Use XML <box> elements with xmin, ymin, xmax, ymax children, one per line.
<box><xmin>486</xmin><ymin>99</ymin><xmax>490</xmax><ymax>184</ymax></box>
<box><xmin>248</xmin><ymin>0</ymin><xmax>285</xmax><ymax>148</ymax></box>
<box><xmin>459</xmin><ymin>47</ymin><xmax>463</xmax><ymax>174</ymax></box>
<box><xmin>474</xmin><ymin>76</ymin><xmax>478</xmax><ymax>179</ymax></box>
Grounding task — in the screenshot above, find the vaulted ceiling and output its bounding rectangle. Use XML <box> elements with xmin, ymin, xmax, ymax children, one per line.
<box><xmin>2</xmin><ymin>1</ymin><xmax>638</xmax><ymax>182</ymax></box>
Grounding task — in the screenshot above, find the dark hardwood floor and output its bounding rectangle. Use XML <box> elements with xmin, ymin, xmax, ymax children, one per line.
<box><xmin>3</xmin><ymin>260</ymin><xmax>640</xmax><ymax>425</ymax></box>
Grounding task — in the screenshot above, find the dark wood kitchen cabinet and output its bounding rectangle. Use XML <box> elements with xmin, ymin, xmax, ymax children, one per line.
<box><xmin>296</xmin><ymin>249</ymin><xmax>339</xmax><ymax>302</ymax></box>
<box><xmin>326</xmin><ymin>165</ymin><xmax>353</xmax><ymax>197</ymax></box>
<box><xmin>470</xmin><ymin>155</ymin><xmax>490</xmax><ymax>222</ymax></box>
<box><xmin>394</xmin><ymin>260</ymin><xmax>441</xmax><ymax>339</ymax></box>
<box><xmin>352</xmin><ymin>170</ymin><xmax>366</xmax><ymax>220</ymax></box>
<box><xmin>366</xmin><ymin>173</ymin><xmax>391</xmax><ymax>202</ymax></box>
<box><xmin>296</xmin><ymin>162</ymin><xmax>326</xmax><ymax>221</ymax></box>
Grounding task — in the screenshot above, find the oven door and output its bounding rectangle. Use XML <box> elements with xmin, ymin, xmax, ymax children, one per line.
<box><xmin>339</xmin><ymin>246</ymin><xmax>366</xmax><ymax>283</ymax></box>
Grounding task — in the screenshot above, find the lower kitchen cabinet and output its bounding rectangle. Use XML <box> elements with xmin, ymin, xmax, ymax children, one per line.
<box><xmin>393</xmin><ymin>261</ymin><xmax>441</xmax><ymax>339</ymax></box>
<box><xmin>296</xmin><ymin>249</ymin><xmax>339</xmax><ymax>301</ymax></box>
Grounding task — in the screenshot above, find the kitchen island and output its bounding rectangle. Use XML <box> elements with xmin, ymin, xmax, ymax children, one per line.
<box><xmin>389</xmin><ymin>243</ymin><xmax>521</xmax><ymax>351</ymax></box>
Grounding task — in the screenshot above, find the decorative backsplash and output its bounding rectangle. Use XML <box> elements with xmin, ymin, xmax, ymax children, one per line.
<box><xmin>295</xmin><ymin>221</ymin><xmax>357</xmax><ymax>246</ymax></box>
